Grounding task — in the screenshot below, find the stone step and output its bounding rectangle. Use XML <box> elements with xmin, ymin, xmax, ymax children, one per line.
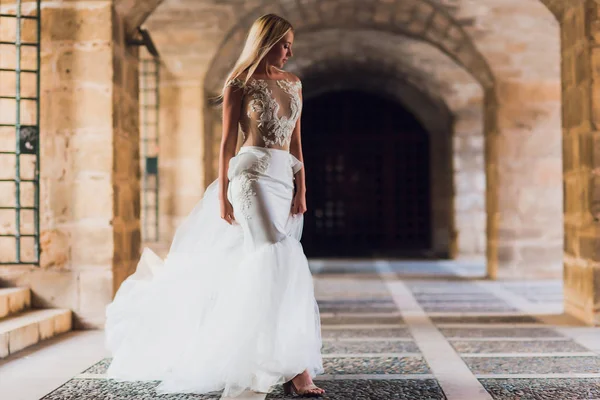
<box><xmin>0</xmin><ymin>308</ymin><xmax>72</xmax><ymax>358</ymax></box>
<box><xmin>0</xmin><ymin>287</ymin><xmax>31</xmax><ymax>319</ymax></box>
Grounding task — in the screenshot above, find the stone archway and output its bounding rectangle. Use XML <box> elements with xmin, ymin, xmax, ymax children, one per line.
<box><xmin>286</xmin><ymin>30</ymin><xmax>486</xmax><ymax>260</ymax></box>
<box><xmin>197</xmin><ymin>0</ymin><xmax>600</xmax><ymax>324</ymax></box>
<box><xmin>202</xmin><ymin>0</ymin><xmax>500</xmax><ymax>275</ymax></box>
<box><xmin>204</xmin><ymin>0</ymin><xmax>495</xmax><ymax>89</ymax></box>
<box><xmin>205</xmin><ymin>29</ymin><xmax>485</xmax><ymax>261</ymax></box>
<box><xmin>300</xmin><ymin>68</ymin><xmax>454</xmax><ymax>258</ymax></box>
<box><xmin>301</xmin><ymin>89</ymin><xmax>435</xmax><ymax>257</ymax></box>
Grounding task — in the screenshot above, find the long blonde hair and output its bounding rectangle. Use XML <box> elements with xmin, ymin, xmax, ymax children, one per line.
<box><xmin>220</xmin><ymin>14</ymin><xmax>293</xmax><ymax>97</ymax></box>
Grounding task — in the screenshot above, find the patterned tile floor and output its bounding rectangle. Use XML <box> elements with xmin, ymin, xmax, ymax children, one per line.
<box><xmin>40</xmin><ymin>260</ymin><xmax>600</xmax><ymax>400</ymax></box>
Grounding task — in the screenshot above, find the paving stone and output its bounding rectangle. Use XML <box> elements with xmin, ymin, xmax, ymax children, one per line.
<box><xmin>450</xmin><ymin>340</ymin><xmax>588</xmax><ymax>354</ymax></box>
<box><xmin>320</xmin><ymin>315</ymin><xmax>404</xmax><ymax>325</ymax></box>
<box><xmin>317</xmin><ymin>267</ymin><xmax>381</xmax><ymax>274</ymax></box>
<box><xmin>266</xmin><ymin>379</ymin><xmax>445</xmax><ymax>399</ymax></box>
<box><xmin>405</xmin><ymin>282</ymin><xmax>488</xmax><ymax>294</ymax></box>
<box><xmin>420</xmin><ymin>303</ymin><xmax>516</xmax><ymax>312</ymax></box>
<box><xmin>480</xmin><ymin>378</ymin><xmax>600</xmax><ymax>400</ymax></box>
<box><xmin>314</xmin><ymin>279</ymin><xmax>389</xmax><ymax>299</ymax></box>
<box><xmin>81</xmin><ymin>358</ymin><xmax>111</xmax><ymax>374</ymax></box>
<box><xmin>318</xmin><ymin>299</ymin><xmax>394</xmax><ymax>306</ymax></box>
<box><xmin>316</xmin><ymin>266</ymin><xmax>382</xmax><ymax>276</ymax></box>
<box><xmin>322</xmin><ymin>327</ymin><xmax>412</xmax><ymax>339</ymax></box>
<box><xmin>388</xmin><ymin>263</ymin><xmax>451</xmax><ymax>275</ymax></box>
<box><xmin>440</xmin><ymin>327</ymin><xmax>563</xmax><ymax>338</ymax></box>
<box><xmin>317</xmin><ymin>292</ymin><xmax>392</xmax><ymax>300</ymax></box>
<box><xmin>430</xmin><ymin>315</ymin><xmax>539</xmax><ymax>324</ymax></box>
<box><xmin>466</xmin><ymin>356</ymin><xmax>600</xmax><ymax>374</ymax></box>
<box><xmin>319</xmin><ymin>305</ymin><xmax>398</xmax><ymax>313</ymax></box>
<box><xmin>318</xmin><ymin>299</ymin><xmax>397</xmax><ymax>314</ymax></box>
<box><xmin>323</xmin><ymin>340</ymin><xmax>420</xmax><ymax>354</ymax></box>
<box><xmin>324</xmin><ymin>356</ymin><xmax>430</xmax><ymax>375</ymax></box>
<box><xmin>41</xmin><ymin>379</ymin><xmax>221</xmax><ymax>399</ymax></box>
<box><xmin>414</xmin><ymin>294</ymin><xmax>503</xmax><ymax>302</ymax></box>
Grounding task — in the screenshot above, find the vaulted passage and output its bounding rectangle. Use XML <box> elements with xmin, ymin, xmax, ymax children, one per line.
<box><xmin>5</xmin><ymin>0</ymin><xmax>600</xmax><ymax>399</ymax></box>
<box><xmin>301</xmin><ymin>90</ymin><xmax>433</xmax><ymax>257</ymax></box>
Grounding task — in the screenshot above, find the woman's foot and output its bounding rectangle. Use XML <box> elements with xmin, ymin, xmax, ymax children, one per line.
<box><xmin>284</xmin><ymin>369</ymin><xmax>325</xmax><ymax>396</ymax></box>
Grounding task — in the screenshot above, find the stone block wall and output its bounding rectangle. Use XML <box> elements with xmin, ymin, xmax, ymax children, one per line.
<box><xmin>0</xmin><ymin>1</ymin><xmax>118</xmax><ymax>328</ymax></box>
<box><xmin>0</xmin><ymin>0</ymin><xmax>154</xmax><ymax>328</ymax></box>
<box><xmin>2</xmin><ymin>0</ymin><xmax>600</xmax><ymax>328</ymax></box>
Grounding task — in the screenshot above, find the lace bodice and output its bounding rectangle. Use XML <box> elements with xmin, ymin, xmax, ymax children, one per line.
<box><xmin>226</xmin><ymin>76</ymin><xmax>302</xmax><ymax>150</ymax></box>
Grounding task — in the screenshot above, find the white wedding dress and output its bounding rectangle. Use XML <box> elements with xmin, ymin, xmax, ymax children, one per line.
<box><xmin>105</xmin><ymin>75</ymin><xmax>324</xmax><ymax>397</ymax></box>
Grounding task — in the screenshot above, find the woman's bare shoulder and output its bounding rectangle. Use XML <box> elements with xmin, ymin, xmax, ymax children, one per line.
<box><xmin>281</xmin><ymin>70</ymin><xmax>300</xmax><ymax>83</ymax></box>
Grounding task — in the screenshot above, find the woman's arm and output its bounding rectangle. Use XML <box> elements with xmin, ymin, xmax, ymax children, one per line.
<box><xmin>289</xmin><ymin>84</ymin><xmax>307</xmax><ymax>214</ymax></box>
<box><xmin>218</xmin><ymin>80</ymin><xmax>244</xmax><ymax>222</ymax></box>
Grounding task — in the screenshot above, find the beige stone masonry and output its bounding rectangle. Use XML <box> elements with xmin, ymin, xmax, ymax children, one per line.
<box><xmin>0</xmin><ymin>288</ymin><xmax>31</xmax><ymax>319</ymax></box>
<box><xmin>0</xmin><ymin>0</ymin><xmax>161</xmax><ymax>328</ymax></box>
<box><xmin>0</xmin><ymin>308</ymin><xmax>72</xmax><ymax>358</ymax></box>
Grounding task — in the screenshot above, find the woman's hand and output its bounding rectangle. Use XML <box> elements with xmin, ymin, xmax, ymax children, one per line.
<box><xmin>291</xmin><ymin>191</ymin><xmax>307</xmax><ymax>215</ymax></box>
<box><xmin>220</xmin><ymin>198</ymin><xmax>236</xmax><ymax>225</ymax></box>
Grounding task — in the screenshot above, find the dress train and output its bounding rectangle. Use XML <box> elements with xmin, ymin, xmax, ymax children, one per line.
<box><xmin>105</xmin><ymin>146</ymin><xmax>324</xmax><ymax>397</ymax></box>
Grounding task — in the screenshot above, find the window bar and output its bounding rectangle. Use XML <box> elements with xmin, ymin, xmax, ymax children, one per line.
<box><xmin>154</xmin><ymin>57</ymin><xmax>160</xmax><ymax>242</ymax></box>
<box><xmin>141</xmin><ymin>59</ymin><xmax>148</xmax><ymax>241</ymax></box>
<box><xmin>15</xmin><ymin>0</ymin><xmax>22</xmax><ymax>263</ymax></box>
<box><xmin>0</xmin><ymin>0</ymin><xmax>42</xmax><ymax>265</ymax></box>
<box><xmin>34</xmin><ymin>0</ymin><xmax>41</xmax><ymax>264</ymax></box>
<box><xmin>140</xmin><ymin>56</ymin><xmax>160</xmax><ymax>242</ymax></box>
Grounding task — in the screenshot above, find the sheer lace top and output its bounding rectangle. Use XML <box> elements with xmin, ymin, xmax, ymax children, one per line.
<box><xmin>226</xmin><ymin>76</ymin><xmax>302</xmax><ymax>151</ymax></box>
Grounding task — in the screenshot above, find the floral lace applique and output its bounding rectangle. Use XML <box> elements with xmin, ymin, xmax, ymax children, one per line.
<box><xmin>246</xmin><ymin>79</ymin><xmax>302</xmax><ymax>148</ymax></box>
<box><xmin>235</xmin><ymin>153</ymin><xmax>271</xmax><ymax>219</ymax></box>
<box><xmin>226</xmin><ymin>78</ymin><xmax>246</xmax><ymax>90</ymax></box>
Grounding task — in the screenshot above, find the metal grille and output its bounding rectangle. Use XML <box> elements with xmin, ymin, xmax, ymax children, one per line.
<box><xmin>301</xmin><ymin>90</ymin><xmax>432</xmax><ymax>257</ymax></box>
<box><xmin>140</xmin><ymin>56</ymin><xmax>160</xmax><ymax>242</ymax></box>
<box><xmin>0</xmin><ymin>0</ymin><xmax>41</xmax><ymax>265</ymax></box>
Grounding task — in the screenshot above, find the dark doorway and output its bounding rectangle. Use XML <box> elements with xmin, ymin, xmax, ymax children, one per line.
<box><xmin>301</xmin><ymin>90</ymin><xmax>432</xmax><ymax>257</ymax></box>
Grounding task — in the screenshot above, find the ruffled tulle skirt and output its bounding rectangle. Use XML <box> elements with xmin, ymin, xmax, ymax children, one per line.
<box><xmin>104</xmin><ymin>146</ymin><xmax>324</xmax><ymax>397</ymax></box>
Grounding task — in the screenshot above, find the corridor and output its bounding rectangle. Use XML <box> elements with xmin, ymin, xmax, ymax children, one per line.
<box><xmin>35</xmin><ymin>260</ymin><xmax>600</xmax><ymax>400</ymax></box>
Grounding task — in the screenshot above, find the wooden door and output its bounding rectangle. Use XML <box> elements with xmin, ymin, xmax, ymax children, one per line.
<box><xmin>301</xmin><ymin>90</ymin><xmax>432</xmax><ymax>257</ymax></box>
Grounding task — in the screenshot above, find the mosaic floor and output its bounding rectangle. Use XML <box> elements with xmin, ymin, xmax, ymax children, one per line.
<box><xmin>41</xmin><ymin>260</ymin><xmax>600</xmax><ymax>400</ymax></box>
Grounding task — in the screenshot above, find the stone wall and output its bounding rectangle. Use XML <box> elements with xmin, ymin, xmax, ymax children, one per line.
<box><xmin>2</xmin><ymin>0</ymin><xmax>599</xmax><ymax>327</ymax></box>
<box><xmin>196</xmin><ymin>0</ymin><xmax>562</xmax><ymax>276</ymax></box>
<box><xmin>0</xmin><ymin>1</ymin><xmax>118</xmax><ymax>328</ymax></box>
<box><xmin>0</xmin><ymin>0</ymin><xmax>160</xmax><ymax>328</ymax></box>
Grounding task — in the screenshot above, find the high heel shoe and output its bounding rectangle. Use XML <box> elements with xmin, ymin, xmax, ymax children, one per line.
<box><xmin>283</xmin><ymin>378</ymin><xmax>325</xmax><ymax>397</ymax></box>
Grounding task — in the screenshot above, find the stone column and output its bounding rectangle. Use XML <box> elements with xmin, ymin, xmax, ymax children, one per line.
<box><xmin>561</xmin><ymin>1</ymin><xmax>600</xmax><ymax>325</ymax></box>
<box><xmin>492</xmin><ymin>78</ymin><xmax>564</xmax><ymax>279</ymax></box>
<box><xmin>453</xmin><ymin>97</ymin><xmax>486</xmax><ymax>260</ymax></box>
<box><xmin>111</xmin><ymin>5</ymin><xmax>142</xmax><ymax>299</ymax></box>
<box><xmin>157</xmin><ymin>77</ymin><xmax>206</xmax><ymax>245</ymax></box>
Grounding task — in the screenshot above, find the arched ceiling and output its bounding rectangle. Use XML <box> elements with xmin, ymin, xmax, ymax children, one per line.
<box><xmin>203</xmin><ymin>0</ymin><xmax>494</xmax><ymax>90</ymax></box>
<box><xmin>283</xmin><ymin>30</ymin><xmax>481</xmax><ymax>136</ymax></box>
<box><xmin>288</xmin><ymin>30</ymin><xmax>477</xmax><ymax>101</ymax></box>
<box><xmin>299</xmin><ymin>64</ymin><xmax>454</xmax><ymax>139</ymax></box>
<box><xmin>145</xmin><ymin>0</ymin><xmax>557</xmax><ymax>120</ymax></box>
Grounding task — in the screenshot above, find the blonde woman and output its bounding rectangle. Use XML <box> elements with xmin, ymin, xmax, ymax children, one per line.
<box><xmin>105</xmin><ymin>14</ymin><xmax>325</xmax><ymax>398</ymax></box>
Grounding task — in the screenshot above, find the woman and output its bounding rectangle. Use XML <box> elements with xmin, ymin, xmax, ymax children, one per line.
<box><xmin>105</xmin><ymin>14</ymin><xmax>325</xmax><ymax>398</ymax></box>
